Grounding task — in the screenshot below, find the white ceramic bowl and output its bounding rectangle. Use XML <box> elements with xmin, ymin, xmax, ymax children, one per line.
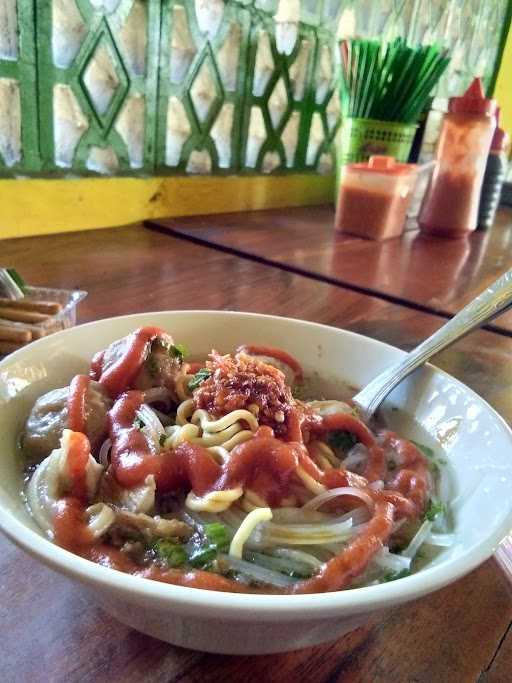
<box><xmin>1</xmin><ymin>311</ymin><xmax>512</xmax><ymax>655</ymax></box>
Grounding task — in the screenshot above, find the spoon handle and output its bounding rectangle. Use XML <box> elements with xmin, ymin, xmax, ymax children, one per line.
<box><xmin>353</xmin><ymin>269</ymin><xmax>512</xmax><ymax>421</ymax></box>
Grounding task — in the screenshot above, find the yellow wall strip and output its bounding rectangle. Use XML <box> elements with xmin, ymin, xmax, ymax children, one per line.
<box><xmin>0</xmin><ymin>174</ymin><xmax>334</xmax><ymax>240</ymax></box>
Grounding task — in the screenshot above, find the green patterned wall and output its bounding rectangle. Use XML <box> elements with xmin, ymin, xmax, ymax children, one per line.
<box><xmin>0</xmin><ymin>0</ymin><xmax>509</xmax><ymax>177</ymax></box>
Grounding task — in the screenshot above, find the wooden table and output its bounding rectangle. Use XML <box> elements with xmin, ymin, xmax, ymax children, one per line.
<box><xmin>147</xmin><ymin>206</ymin><xmax>512</xmax><ymax>335</ymax></box>
<box><xmin>1</xmin><ymin>225</ymin><xmax>512</xmax><ymax>682</ymax></box>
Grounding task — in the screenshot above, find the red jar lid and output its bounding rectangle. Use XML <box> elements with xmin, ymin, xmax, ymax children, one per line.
<box><xmin>348</xmin><ymin>155</ymin><xmax>417</xmax><ymax>176</ymax></box>
<box><xmin>449</xmin><ymin>77</ymin><xmax>497</xmax><ymax>116</ymax></box>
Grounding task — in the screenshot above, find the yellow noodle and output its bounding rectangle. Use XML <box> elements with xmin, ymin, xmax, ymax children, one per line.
<box><xmin>229</xmin><ymin>507</ymin><xmax>273</xmax><ymax>558</ymax></box>
<box><xmin>242</xmin><ymin>489</ymin><xmax>269</xmax><ymax>511</ymax></box>
<box><xmin>176</xmin><ymin>398</ymin><xmax>195</xmax><ymax>425</ymax></box>
<box><xmin>190</xmin><ymin>422</ymin><xmax>243</xmax><ymax>446</ymax></box>
<box><xmin>296</xmin><ymin>466</ymin><xmax>327</xmax><ymax>495</ymax></box>
<box><xmin>313</xmin><ymin>440</ymin><xmax>342</xmax><ymax>467</ymax></box>
<box><xmin>185</xmin><ymin>487</ymin><xmax>243</xmax><ymax>512</ymax></box>
<box><xmin>317</xmin><ymin>455</ymin><xmax>333</xmax><ymax>471</ymax></box>
<box><xmin>192</xmin><ymin>408</ymin><xmax>259</xmax><ymax>433</ymax></box>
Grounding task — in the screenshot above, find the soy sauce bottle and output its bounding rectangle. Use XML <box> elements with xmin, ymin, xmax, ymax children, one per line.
<box><xmin>477</xmin><ymin>110</ymin><xmax>509</xmax><ymax>230</ymax></box>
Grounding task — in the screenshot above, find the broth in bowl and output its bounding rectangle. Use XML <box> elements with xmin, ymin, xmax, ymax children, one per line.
<box><xmin>22</xmin><ymin>325</ymin><xmax>451</xmax><ymax>594</ymax></box>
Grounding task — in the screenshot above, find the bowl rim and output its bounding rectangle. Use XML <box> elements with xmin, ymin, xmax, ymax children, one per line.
<box><xmin>1</xmin><ymin>309</ymin><xmax>512</xmax><ymax>618</ymax></box>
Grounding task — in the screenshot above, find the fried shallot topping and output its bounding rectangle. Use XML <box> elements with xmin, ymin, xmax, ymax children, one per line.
<box><xmin>193</xmin><ymin>351</ymin><xmax>295</xmax><ymax>436</ymax></box>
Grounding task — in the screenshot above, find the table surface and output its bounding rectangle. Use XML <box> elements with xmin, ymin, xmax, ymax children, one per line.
<box><xmin>147</xmin><ymin>206</ymin><xmax>512</xmax><ymax>336</ymax></box>
<box><xmin>2</xmin><ymin>225</ymin><xmax>512</xmax><ymax>682</ymax></box>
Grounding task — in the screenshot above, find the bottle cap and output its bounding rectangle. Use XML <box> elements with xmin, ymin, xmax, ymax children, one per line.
<box><xmin>449</xmin><ymin>77</ymin><xmax>497</xmax><ymax>116</ymax></box>
<box><xmin>349</xmin><ymin>155</ymin><xmax>417</xmax><ymax>176</ymax></box>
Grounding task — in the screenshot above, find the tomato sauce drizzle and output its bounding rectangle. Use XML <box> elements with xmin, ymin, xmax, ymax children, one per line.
<box><xmin>54</xmin><ymin>494</ymin><xmax>394</xmax><ymax>594</ymax></box>
<box><xmin>54</xmin><ymin>503</ymin><xmax>268</xmax><ymax>593</ymax></box>
<box><xmin>109</xmin><ymin>391</ymin><xmax>304</xmax><ymax>506</ymax></box>
<box><xmin>51</xmin><ymin>332</ymin><xmax>433</xmax><ymax>594</ymax></box>
<box><xmin>236</xmin><ymin>345</ymin><xmax>304</xmax><ymax>383</ymax></box>
<box><xmin>67</xmin><ymin>374</ymin><xmax>90</xmax><ymax>433</ymax></box>
<box><xmin>65</xmin><ymin>431</ymin><xmax>91</xmax><ymax>501</ymax></box>
<box><xmin>90</xmin><ymin>326</ymin><xmax>166</xmax><ymax>398</ymax></box>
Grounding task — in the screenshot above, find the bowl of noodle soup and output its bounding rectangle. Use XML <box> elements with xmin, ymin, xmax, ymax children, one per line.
<box><xmin>1</xmin><ymin>310</ymin><xmax>512</xmax><ymax>654</ymax></box>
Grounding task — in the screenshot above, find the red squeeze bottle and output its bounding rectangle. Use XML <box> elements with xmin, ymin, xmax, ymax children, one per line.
<box><xmin>418</xmin><ymin>78</ymin><xmax>497</xmax><ymax>237</ymax></box>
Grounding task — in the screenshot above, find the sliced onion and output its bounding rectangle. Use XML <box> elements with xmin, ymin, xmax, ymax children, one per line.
<box><xmin>218</xmin><ymin>553</ymin><xmax>297</xmax><ymax>588</ymax></box>
<box><xmin>402</xmin><ymin>520</ymin><xmax>433</xmax><ymax>560</ymax></box>
<box><xmin>373</xmin><ymin>547</ymin><xmax>412</xmax><ymax>572</ymax></box>
<box><xmin>98</xmin><ymin>438</ymin><xmax>112</xmax><ymax>468</ymax></box>
<box><xmin>245</xmin><ymin>550</ymin><xmax>314</xmax><ymax>577</ymax></box>
<box><xmin>136</xmin><ymin>404</ymin><xmax>165</xmax><ymax>448</ymax></box>
<box><xmin>270</xmin><ymin>507</ymin><xmax>330</xmax><ymax>524</ymax></box>
<box><xmin>342</xmin><ymin>443</ymin><xmax>369</xmax><ymax>469</ymax></box>
<box><xmin>303</xmin><ymin>487</ymin><xmax>375</xmax><ymax>513</ymax></box>
<box><xmin>426</xmin><ymin>532</ymin><xmax>455</xmax><ymax>547</ymax></box>
<box><xmin>272</xmin><ymin>548</ymin><xmax>323</xmax><ymax>570</ymax></box>
<box><xmin>256</xmin><ymin>518</ymin><xmax>356</xmax><ymax>546</ymax></box>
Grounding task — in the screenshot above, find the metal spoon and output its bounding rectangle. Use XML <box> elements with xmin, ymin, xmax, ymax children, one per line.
<box><xmin>353</xmin><ymin>269</ymin><xmax>512</xmax><ymax>422</ymax></box>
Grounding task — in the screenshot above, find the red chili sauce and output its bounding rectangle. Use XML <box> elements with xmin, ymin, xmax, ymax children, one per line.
<box><xmin>52</xmin><ymin>327</ymin><xmax>431</xmax><ymax>594</ymax></box>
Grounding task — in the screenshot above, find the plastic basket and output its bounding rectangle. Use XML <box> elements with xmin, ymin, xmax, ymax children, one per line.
<box><xmin>335</xmin><ymin>117</ymin><xmax>418</xmax><ymax>201</ymax></box>
<box><xmin>338</xmin><ymin>117</ymin><xmax>418</xmax><ymax>165</ymax></box>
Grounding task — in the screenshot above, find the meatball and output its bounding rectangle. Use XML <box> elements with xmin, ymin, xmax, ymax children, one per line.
<box><xmin>133</xmin><ymin>338</ymin><xmax>183</xmax><ymax>400</ymax></box>
<box><xmin>23</xmin><ymin>380</ymin><xmax>112</xmax><ymax>464</ymax></box>
<box><xmin>91</xmin><ymin>328</ymin><xmax>183</xmax><ymax>401</ymax></box>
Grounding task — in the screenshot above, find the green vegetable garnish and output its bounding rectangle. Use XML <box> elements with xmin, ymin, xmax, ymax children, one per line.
<box><xmin>189</xmin><ymin>545</ymin><xmax>218</xmax><ymax>569</ymax></box>
<box><xmin>159</xmin><ymin>433</ymin><xmax>167</xmax><ymax>447</ymax></box>
<box><xmin>169</xmin><ymin>343</ymin><xmax>187</xmax><ymax>361</ymax></box>
<box><xmin>153</xmin><ymin>540</ymin><xmax>187</xmax><ymax>567</ymax></box>
<box><xmin>133</xmin><ymin>417</ymin><xmax>143</xmax><ymax>429</ymax></box>
<box><xmin>189</xmin><ymin>523</ymin><xmax>230</xmax><ymax>569</ymax></box>
<box><xmin>327</xmin><ymin>430</ymin><xmax>358</xmax><ymax>453</ymax></box>
<box><xmin>188</xmin><ymin>368</ymin><xmax>212</xmax><ymax>391</ymax></box>
<box><xmin>383</xmin><ymin>568</ymin><xmax>411</xmax><ymax>582</ymax></box>
<box><xmin>204</xmin><ymin>522</ymin><xmax>230</xmax><ymax>551</ymax></box>
<box><xmin>411</xmin><ymin>440</ymin><xmax>447</xmax><ymax>474</ymax></box>
<box><xmin>423</xmin><ymin>498</ymin><xmax>447</xmax><ymax>522</ymax></box>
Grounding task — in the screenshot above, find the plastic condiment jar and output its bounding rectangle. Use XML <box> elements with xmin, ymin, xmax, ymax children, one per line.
<box><xmin>335</xmin><ymin>155</ymin><xmax>419</xmax><ymax>240</ymax></box>
<box><xmin>418</xmin><ymin>78</ymin><xmax>497</xmax><ymax>237</ymax></box>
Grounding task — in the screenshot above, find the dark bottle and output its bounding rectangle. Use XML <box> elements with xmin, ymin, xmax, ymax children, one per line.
<box><xmin>477</xmin><ymin>110</ymin><xmax>509</xmax><ymax>230</ymax></box>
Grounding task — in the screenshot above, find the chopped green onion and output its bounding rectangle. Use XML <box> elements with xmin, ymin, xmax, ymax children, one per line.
<box><xmin>412</xmin><ymin>440</ymin><xmax>447</xmax><ymax>473</ymax></box>
<box><xmin>153</xmin><ymin>540</ymin><xmax>187</xmax><ymax>568</ymax></box>
<box><xmin>188</xmin><ymin>368</ymin><xmax>212</xmax><ymax>391</ymax></box>
<box><xmin>169</xmin><ymin>343</ymin><xmax>187</xmax><ymax>361</ymax></box>
<box><xmin>423</xmin><ymin>499</ymin><xmax>447</xmax><ymax>522</ymax></box>
<box><xmin>189</xmin><ymin>545</ymin><xmax>218</xmax><ymax>569</ymax></box>
<box><xmin>159</xmin><ymin>433</ymin><xmax>167</xmax><ymax>447</ymax></box>
<box><xmin>204</xmin><ymin>522</ymin><xmax>230</xmax><ymax>551</ymax></box>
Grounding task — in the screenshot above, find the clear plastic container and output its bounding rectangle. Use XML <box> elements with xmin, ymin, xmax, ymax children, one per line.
<box><xmin>335</xmin><ymin>155</ymin><xmax>419</xmax><ymax>240</ymax></box>
<box><xmin>419</xmin><ymin>78</ymin><xmax>497</xmax><ymax>237</ymax></box>
<box><xmin>0</xmin><ymin>287</ymin><xmax>87</xmax><ymax>357</ymax></box>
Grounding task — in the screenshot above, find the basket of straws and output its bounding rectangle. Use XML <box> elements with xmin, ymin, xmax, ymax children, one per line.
<box><xmin>337</xmin><ymin>38</ymin><xmax>450</xmax><ymax>168</ymax></box>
